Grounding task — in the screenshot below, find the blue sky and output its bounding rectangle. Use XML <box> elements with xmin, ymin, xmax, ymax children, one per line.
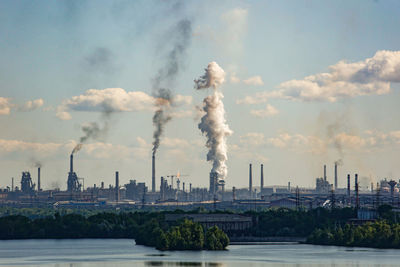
<box><xmin>0</xmin><ymin>0</ymin><xmax>400</xmax><ymax>190</ymax></box>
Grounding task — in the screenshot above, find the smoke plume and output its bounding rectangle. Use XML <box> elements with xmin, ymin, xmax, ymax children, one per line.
<box><xmin>194</xmin><ymin>62</ymin><xmax>233</xmax><ymax>179</ymax></box>
<box><xmin>71</xmin><ymin>109</ymin><xmax>111</xmax><ymax>154</ymax></box>
<box><xmin>152</xmin><ymin>89</ymin><xmax>173</xmax><ymax>156</ymax></box>
<box><xmin>151</xmin><ymin>18</ymin><xmax>192</xmax><ymax>156</ymax></box>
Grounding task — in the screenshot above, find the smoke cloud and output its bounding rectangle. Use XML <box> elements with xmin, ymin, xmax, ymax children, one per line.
<box><xmin>194</xmin><ymin>62</ymin><xmax>233</xmax><ymax>179</ymax></box>
<box><xmin>151</xmin><ymin>18</ymin><xmax>192</xmax><ymax>156</ymax></box>
<box><xmin>152</xmin><ymin>89</ymin><xmax>173</xmax><ymax>156</ymax></box>
<box><xmin>71</xmin><ymin>109</ymin><xmax>111</xmax><ymax>154</ymax></box>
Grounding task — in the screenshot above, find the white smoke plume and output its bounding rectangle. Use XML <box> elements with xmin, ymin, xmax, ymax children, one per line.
<box><xmin>194</xmin><ymin>62</ymin><xmax>233</xmax><ymax>179</ymax></box>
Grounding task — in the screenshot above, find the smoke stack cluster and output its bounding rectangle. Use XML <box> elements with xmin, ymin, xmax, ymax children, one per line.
<box><xmin>194</xmin><ymin>62</ymin><xmax>232</xmax><ymax>183</ymax></box>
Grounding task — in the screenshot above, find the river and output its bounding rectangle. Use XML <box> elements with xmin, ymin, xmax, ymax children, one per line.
<box><xmin>0</xmin><ymin>239</ymin><xmax>399</xmax><ymax>266</ymax></box>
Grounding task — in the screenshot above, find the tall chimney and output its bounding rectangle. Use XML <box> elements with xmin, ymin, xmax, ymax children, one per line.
<box><xmin>183</xmin><ymin>182</ymin><xmax>185</xmax><ymax>192</ymax></box>
<box><xmin>260</xmin><ymin>164</ymin><xmax>264</xmax><ymax>193</ymax></box>
<box><xmin>115</xmin><ymin>171</ymin><xmax>119</xmax><ymax>202</ymax></box>
<box><xmin>11</xmin><ymin>177</ymin><xmax>14</xmax><ymax>192</ymax></box>
<box><xmin>189</xmin><ymin>183</ymin><xmax>192</xmax><ymax>193</ymax></box>
<box><xmin>160</xmin><ymin>177</ymin><xmax>164</xmax><ymax>200</ymax></box>
<box><xmin>249</xmin><ymin>163</ymin><xmax>253</xmax><ymax>197</ymax></box>
<box><xmin>38</xmin><ymin>167</ymin><xmax>41</xmax><ymax>191</ymax></box>
<box><xmin>347</xmin><ymin>174</ymin><xmax>350</xmax><ymax>197</ymax></box>
<box><xmin>152</xmin><ymin>154</ymin><xmax>155</xmax><ymax>193</ymax></box>
<box><xmin>70</xmin><ymin>154</ymin><xmax>73</xmax><ymax>173</ymax></box>
<box><xmin>233</xmin><ymin>186</ymin><xmax>236</xmax><ymax>201</ymax></box>
<box><xmin>324</xmin><ymin>164</ymin><xmax>327</xmax><ymax>182</ymax></box>
<box><xmin>334</xmin><ymin>163</ymin><xmax>337</xmax><ymax>190</ymax></box>
<box><xmin>355</xmin><ymin>173</ymin><xmax>359</xmax><ymax>209</ymax></box>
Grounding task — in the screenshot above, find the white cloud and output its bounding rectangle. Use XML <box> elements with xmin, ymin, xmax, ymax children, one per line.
<box><xmin>250</xmin><ymin>104</ymin><xmax>279</xmax><ymax>118</ymax></box>
<box><xmin>229</xmin><ymin>72</ymin><xmax>241</xmax><ymax>84</ymax></box>
<box><xmin>56</xmin><ymin>88</ymin><xmax>192</xmax><ymax>120</ymax></box>
<box><xmin>18</xmin><ymin>99</ymin><xmax>44</xmax><ymax>111</ymax></box>
<box><xmin>0</xmin><ymin>97</ymin><xmax>12</xmax><ymax>115</ymax></box>
<box><xmin>239</xmin><ymin>129</ymin><xmax>400</xmax><ymax>155</ymax></box>
<box><xmin>238</xmin><ymin>50</ymin><xmax>400</xmax><ymax>104</ymax></box>
<box><xmin>221</xmin><ymin>8</ymin><xmax>248</xmax><ymax>44</ymax></box>
<box><xmin>228</xmin><ymin>73</ymin><xmax>264</xmax><ymax>86</ymax></box>
<box><xmin>243</xmin><ymin>76</ymin><xmax>264</xmax><ymax>86</ymax></box>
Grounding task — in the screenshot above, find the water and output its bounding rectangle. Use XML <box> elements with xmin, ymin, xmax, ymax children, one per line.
<box><xmin>0</xmin><ymin>239</ymin><xmax>399</xmax><ymax>267</ymax></box>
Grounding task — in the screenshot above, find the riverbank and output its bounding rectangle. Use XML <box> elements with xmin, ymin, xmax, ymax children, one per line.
<box><xmin>2</xmin><ymin>239</ymin><xmax>400</xmax><ymax>267</ymax></box>
<box><xmin>230</xmin><ymin>236</ymin><xmax>306</xmax><ymax>243</ymax></box>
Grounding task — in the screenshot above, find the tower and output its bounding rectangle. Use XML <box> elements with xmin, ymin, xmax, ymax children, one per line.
<box><xmin>249</xmin><ymin>163</ymin><xmax>253</xmax><ymax>197</ymax></box>
<box><xmin>260</xmin><ymin>164</ymin><xmax>264</xmax><ymax>193</ymax></box>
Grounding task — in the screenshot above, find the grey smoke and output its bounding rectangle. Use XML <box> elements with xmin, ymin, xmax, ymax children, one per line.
<box><xmin>71</xmin><ymin>108</ymin><xmax>112</xmax><ymax>154</ymax></box>
<box><xmin>84</xmin><ymin>47</ymin><xmax>116</xmax><ymax>74</ymax></box>
<box><xmin>152</xmin><ymin>89</ymin><xmax>173</xmax><ymax>156</ymax></box>
<box><xmin>29</xmin><ymin>157</ymin><xmax>42</xmax><ymax>168</ymax></box>
<box><xmin>151</xmin><ymin>18</ymin><xmax>192</xmax><ymax>156</ymax></box>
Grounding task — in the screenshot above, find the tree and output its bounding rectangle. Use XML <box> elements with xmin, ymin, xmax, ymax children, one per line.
<box><xmin>205</xmin><ymin>226</ymin><xmax>229</xmax><ymax>250</ymax></box>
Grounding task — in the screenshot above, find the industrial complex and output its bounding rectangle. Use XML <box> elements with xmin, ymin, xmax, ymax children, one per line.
<box><xmin>1</xmin><ymin>152</ymin><xmax>399</xmax><ymax>212</ymax></box>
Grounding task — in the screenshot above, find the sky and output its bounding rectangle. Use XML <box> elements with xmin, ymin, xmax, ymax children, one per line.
<box><xmin>1</xmin><ymin>0</ymin><xmax>400</xmax><ymax>191</ymax></box>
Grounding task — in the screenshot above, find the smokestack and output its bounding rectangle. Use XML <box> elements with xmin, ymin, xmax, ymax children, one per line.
<box><xmin>233</xmin><ymin>186</ymin><xmax>236</xmax><ymax>201</ymax></box>
<box><xmin>11</xmin><ymin>177</ymin><xmax>14</xmax><ymax>192</ymax></box>
<box><xmin>189</xmin><ymin>183</ymin><xmax>192</xmax><ymax>193</ymax></box>
<box><xmin>152</xmin><ymin>154</ymin><xmax>155</xmax><ymax>193</ymax></box>
<box><xmin>249</xmin><ymin>163</ymin><xmax>252</xmax><ymax>196</ymax></box>
<box><xmin>260</xmin><ymin>164</ymin><xmax>264</xmax><ymax>193</ymax></box>
<box><xmin>355</xmin><ymin>173</ymin><xmax>359</xmax><ymax>209</ymax></box>
<box><xmin>288</xmin><ymin>181</ymin><xmax>291</xmax><ymax>192</ymax></box>
<box><xmin>347</xmin><ymin>174</ymin><xmax>350</xmax><ymax>197</ymax></box>
<box><xmin>38</xmin><ymin>167</ymin><xmax>41</xmax><ymax>192</ymax></box>
<box><xmin>70</xmin><ymin>154</ymin><xmax>73</xmax><ymax>173</ymax></box>
<box><xmin>334</xmin><ymin>163</ymin><xmax>337</xmax><ymax>190</ymax></box>
<box><xmin>160</xmin><ymin>177</ymin><xmax>164</xmax><ymax>200</ymax></box>
<box><xmin>115</xmin><ymin>171</ymin><xmax>119</xmax><ymax>202</ymax></box>
<box><xmin>324</xmin><ymin>165</ymin><xmax>327</xmax><ymax>182</ymax></box>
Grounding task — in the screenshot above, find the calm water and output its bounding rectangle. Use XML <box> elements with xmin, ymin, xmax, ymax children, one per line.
<box><xmin>0</xmin><ymin>239</ymin><xmax>399</xmax><ymax>267</ymax></box>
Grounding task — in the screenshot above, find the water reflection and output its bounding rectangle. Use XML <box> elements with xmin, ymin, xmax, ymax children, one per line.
<box><xmin>145</xmin><ymin>262</ymin><xmax>225</xmax><ymax>267</ymax></box>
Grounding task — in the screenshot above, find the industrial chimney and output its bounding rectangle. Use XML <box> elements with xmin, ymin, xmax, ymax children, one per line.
<box><xmin>115</xmin><ymin>171</ymin><xmax>119</xmax><ymax>202</ymax></box>
<box><xmin>260</xmin><ymin>164</ymin><xmax>264</xmax><ymax>193</ymax></box>
<box><xmin>152</xmin><ymin>154</ymin><xmax>155</xmax><ymax>193</ymax></box>
<box><xmin>37</xmin><ymin>167</ymin><xmax>41</xmax><ymax>192</ymax></box>
<box><xmin>70</xmin><ymin>154</ymin><xmax>73</xmax><ymax>173</ymax></box>
<box><xmin>249</xmin><ymin>163</ymin><xmax>253</xmax><ymax>197</ymax></box>
<box><xmin>347</xmin><ymin>174</ymin><xmax>350</xmax><ymax>198</ymax></box>
<box><xmin>334</xmin><ymin>163</ymin><xmax>337</xmax><ymax>190</ymax></box>
<box><xmin>355</xmin><ymin>173</ymin><xmax>359</xmax><ymax>209</ymax></box>
<box><xmin>324</xmin><ymin>164</ymin><xmax>327</xmax><ymax>182</ymax></box>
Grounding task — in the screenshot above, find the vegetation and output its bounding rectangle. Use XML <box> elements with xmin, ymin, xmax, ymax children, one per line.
<box><xmin>0</xmin><ymin>212</ymin><xmax>229</xmax><ymax>250</ymax></box>
<box><xmin>249</xmin><ymin>207</ymin><xmax>356</xmax><ymax>237</ymax></box>
<box><xmin>3</xmin><ymin>205</ymin><xmax>400</xmax><ymax>249</ymax></box>
<box><xmin>307</xmin><ymin>220</ymin><xmax>400</xmax><ymax>248</ymax></box>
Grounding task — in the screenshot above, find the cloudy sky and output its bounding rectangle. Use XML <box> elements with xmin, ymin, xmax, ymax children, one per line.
<box><xmin>1</xmin><ymin>0</ymin><xmax>400</xmax><ymax>191</ymax></box>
